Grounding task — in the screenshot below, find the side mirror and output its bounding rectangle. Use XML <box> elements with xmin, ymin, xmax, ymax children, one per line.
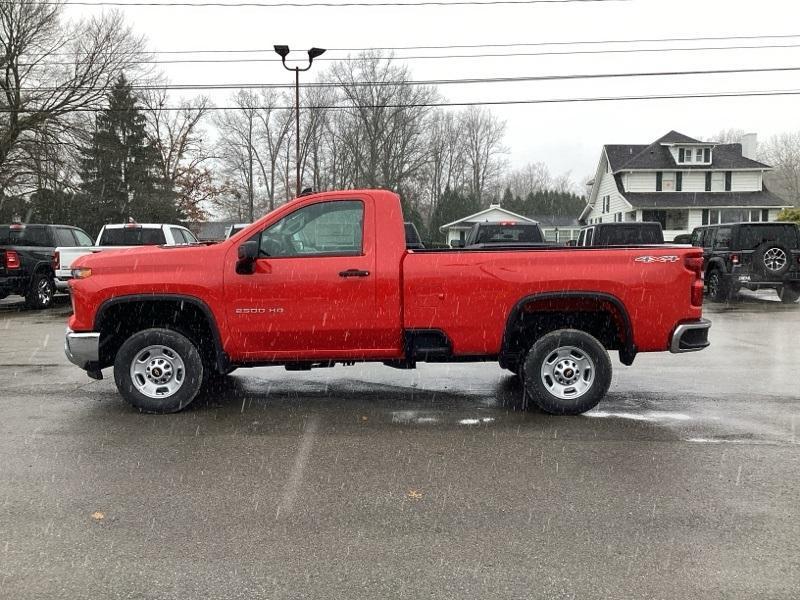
<box><xmin>451</xmin><ymin>239</ymin><xmax>465</xmax><ymax>248</ymax></box>
<box><xmin>236</xmin><ymin>240</ymin><xmax>259</xmax><ymax>274</ymax></box>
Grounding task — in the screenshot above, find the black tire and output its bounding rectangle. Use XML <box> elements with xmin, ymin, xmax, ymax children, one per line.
<box><xmin>706</xmin><ymin>269</ymin><xmax>730</xmax><ymax>302</ymax></box>
<box><xmin>521</xmin><ymin>329</ymin><xmax>612</xmax><ymax>415</ymax></box>
<box><xmin>114</xmin><ymin>328</ymin><xmax>204</xmax><ymax>413</ymax></box>
<box><xmin>24</xmin><ymin>272</ymin><xmax>55</xmax><ymax>309</ymax></box>
<box><xmin>753</xmin><ymin>242</ymin><xmax>792</xmax><ymax>278</ymax></box>
<box><xmin>779</xmin><ymin>285</ymin><xmax>800</xmax><ymax>304</ymax></box>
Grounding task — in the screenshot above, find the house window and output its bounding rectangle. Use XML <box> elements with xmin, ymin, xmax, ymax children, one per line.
<box><xmin>725</xmin><ymin>171</ymin><xmax>732</xmax><ymax>191</ymax></box>
<box><xmin>695</xmin><ymin>149</ymin><xmax>703</xmax><ymax>162</ymax></box>
<box><xmin>702</xmin><ymin>209</ymin><xmax>709</xmax><ymax>225</ymax></box>
<box><xmin>678</xmin><ymin>148</ymin><xmax>685</xmax><ymax>162</ymax></box>
<box><xmin>705</xmin><ymin>172</ymin><xmax>712</xmax><ymax>192</ymax></box>
<box><xmin>656</xmin><ymin>172</ymin><xmax>663</xmax><ymax>191</ymax></box>
<box><xmin>704</xmin><ymin>148</ymin><xmax>711</xmax><ymax>162</ymax></box>
<box><xmin>676</xmin><ymin>172</ymin><xmax>683</xmax><ymax>192</ymax></box>
<box><xmin>762</xmin><ymin>209</ymin><xmax>769</xmax><ymax>221</ymax></box>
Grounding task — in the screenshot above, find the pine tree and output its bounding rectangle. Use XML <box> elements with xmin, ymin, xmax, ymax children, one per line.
<box><xmin>78</xmin><ymin>75</ymin><xmax>179</xmax><ymax>236</ymax></box>
<box><xmin>429</xmin><ymin>186</ymin><xmax>481</xmax><ymax>243</ymax></box>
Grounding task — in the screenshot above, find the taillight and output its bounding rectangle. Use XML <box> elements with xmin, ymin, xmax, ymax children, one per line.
<box><xmin>730</xmin><ymin>253</ymin><xmax>740</xmax><ymax>265</ymax></box>
<box><xmin>5</xmin><ymin>250</ymin><xmax>20</xmax><ymax>269</ymax></box>
<box><xmin>685</xmin><ymin>254</ymin><xmax>704</xmax><ymax>307</ymax></box>
<box><xmin>52</xmin><ymin>251</ymin><xmax>60</xmax><ymax>270</ymax></box>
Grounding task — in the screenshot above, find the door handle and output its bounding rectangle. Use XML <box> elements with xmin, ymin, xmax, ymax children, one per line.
<box><xmin>339</xmin><ymin>269</ymin><xmax>370</xmax><ymax>278</ymax></box>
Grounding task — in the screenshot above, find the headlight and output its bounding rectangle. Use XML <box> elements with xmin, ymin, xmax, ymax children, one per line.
<box><xmin>72</xmin><ymin>267</ymin><xmax>92</xmax><ymax>279</ymax></box>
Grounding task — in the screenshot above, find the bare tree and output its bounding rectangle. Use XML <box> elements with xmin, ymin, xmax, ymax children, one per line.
<box><xmin>709</xmin><ymin>128</ymin><xmax>746</xmax><ymax>144</ymax></box>
<box><xmin>0</xmin><ymin>1</ymin><xmax>143</xmax><ymax>193</ymax></box>
<box><xmin>329</xmin><ymin>52</ymin><xmax>438</xmax><ymax>194</ymax></box>
<box><xmin>459</xmin><ymin>106</ymin><xmax>507</xmax><ymax>204</ymax></box>
<box><xmin>143</xmin><ymin>87</ymin><xmax>213</xmax><ymax>220</ymax></box>
<box><xmin>505</xmin><ymin>162</ymin><xmax>552</xmax><ymax>200</ymax></box>
<box><xmin>214</xmin><ymin>91</ymin><xmax>259</xmax><ymax>221</ymax></box>
<box><xmin>761</xmin><ymin>132</ymin><xmax>800</xmax><ymax>206</ymax></box>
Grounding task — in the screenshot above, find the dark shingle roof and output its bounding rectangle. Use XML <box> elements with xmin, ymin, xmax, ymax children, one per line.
<box><xmin>624</xmin><ymin>189</ymin><xmax>788</xmax><ymax>209</ymax></box>
<box><xmin>656</xmin><ymin>130</ymin><xmax>702</xmax><ymax>144</ymax></box>
<box><xmin>604</xmin><ymin>131</ymin><xmax>771</xmax><ymax>172</ymax></box>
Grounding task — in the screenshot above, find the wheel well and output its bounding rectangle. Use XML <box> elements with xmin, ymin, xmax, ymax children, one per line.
<box><xmin>95</xmin><ymin>299</ymin><xmax>222</xmax><ymax>372</ymax></box>
<box><xmin>501</xmin><ymin>295</ymin><xmax>632</xmax><ymax>368</ymax></box>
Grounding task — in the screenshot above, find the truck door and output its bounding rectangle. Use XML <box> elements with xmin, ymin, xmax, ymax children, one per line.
<box><xmin>225</xmin><ymin>197</ymin><xmax>396</xmax><ymax>359</ymax></box>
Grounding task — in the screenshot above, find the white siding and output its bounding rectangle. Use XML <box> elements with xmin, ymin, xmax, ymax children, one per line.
<box><xmin>731</xmin><ymin>171</ymin><xmax>762</xmax><ymax>192</ymax></box>
<box><xmin>586</xmin><ymin>169</ymin><xmax>630</xmax><ymax>223</ymax></box>
<box><xmin>687</xmin><ymin>209</ymin><xmax>704</xmax><ymax>230</ymax></box>
<box><xmin>625</xmin><ymin>172</ymin><xmax>656</xmax><ymax>192</ymax></box>
<box><xmin>682</xmin><ymin>171</ymin><xmax>705</xmax><ymax>192</ymax></box>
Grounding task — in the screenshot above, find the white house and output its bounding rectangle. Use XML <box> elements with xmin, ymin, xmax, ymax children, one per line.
<box><xmin>439</xmin><ymin>204</ymin><xmax>538</xmax><ymax>246</ymax></box>
<box><xmin>582</xmin><ymin>131</ymin><xmax>791</xmax><ymax>240</ymax></box>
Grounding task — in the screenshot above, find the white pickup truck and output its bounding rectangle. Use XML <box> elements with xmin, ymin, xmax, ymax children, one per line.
<box><xmin>55</xmin><ymin>223</ymin><xmax>198</xmax><ymax>287</ymax></box>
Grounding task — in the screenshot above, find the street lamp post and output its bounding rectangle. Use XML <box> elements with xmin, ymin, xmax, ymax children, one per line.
<box><xmin>273</xmin><ymin>45</ymin><xmax>326</xmax><ymax>198</ymax></box>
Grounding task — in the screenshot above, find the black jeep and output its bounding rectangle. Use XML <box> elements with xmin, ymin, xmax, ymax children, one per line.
<box><xmin>690</xmin><ymin>222</ymin><xmax>800</xmax><ymax>303</ymax></box>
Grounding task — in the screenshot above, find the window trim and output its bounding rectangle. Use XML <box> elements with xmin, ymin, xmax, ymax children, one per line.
<box><xmin>256</xmin><ymin>199</ymin><xmax>366</xmax><ymax>259</ymax></box>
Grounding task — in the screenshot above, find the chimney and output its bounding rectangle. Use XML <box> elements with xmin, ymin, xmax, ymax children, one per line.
<box><xmin>741</xmin><ymin>133</ymin><xmax>758</xmax><ymax>160</ymax></box>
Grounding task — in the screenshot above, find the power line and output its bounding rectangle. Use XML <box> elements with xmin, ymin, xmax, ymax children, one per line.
<box><xmin>10</xmin><ymin>0</ymin><xmax>630</xmax><ymax>7</ymax></box>
<box><xmin>5</xmin><ymin>88</ymin><xmax>800</xmax><ymax>113</ymax></box>
<box><xmin>25</xmin><ymin>42</ymin><xmax>800</xmax><ymax>66</ymax></box>
<box><xmin>16</xmin><ymin>65</ymin><xmax>800</xmax><ymax>93</ymax></box>
<box><xmin>35</xmin><ymin>33</ymin><xmax>800</xmax><ymax>57</ymax></box>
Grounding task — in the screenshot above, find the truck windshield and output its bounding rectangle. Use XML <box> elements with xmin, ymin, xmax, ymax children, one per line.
<box><xmin>474</xmin><ymin>224</ymin><xmax>543</xmax><ymax>243</ymax></box>
<box><xmin>99</xmin><ymin>228</ymin><xmax>167</xmax><ymax>246</ymax></box>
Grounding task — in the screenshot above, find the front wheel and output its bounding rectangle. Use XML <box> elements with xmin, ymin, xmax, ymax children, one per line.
<box><xmin>522</xmin><ymin>329</ymin><xmax>612</xmax><ymax>415</ymax></box>
<box><xmin>706</xmin><ymin>269</ymin><xmax>730</xmax><ymax>302</ymax></box>
<box><xmin>114</xmin><ymin>328</ymin><xmax>204</xmax><ymax>413</ymax></box>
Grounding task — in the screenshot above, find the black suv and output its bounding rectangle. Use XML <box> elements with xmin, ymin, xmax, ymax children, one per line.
<box><xmin>0</xmin><ymin>223</ymin><xmax>93</xmax><ymax>309</ymax></box>
<box><xmin>690</xmin><ymin>222</ymin><xmax>800</xmax><ymax>303</ymax></box>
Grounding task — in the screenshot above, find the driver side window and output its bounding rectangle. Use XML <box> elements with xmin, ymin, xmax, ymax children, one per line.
<box><xmin>259</xmin><ymin>200</ymin><xmax>364</xmax><ymax>258</ymax></box>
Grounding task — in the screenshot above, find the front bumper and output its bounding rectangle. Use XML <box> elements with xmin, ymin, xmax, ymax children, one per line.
<box><xmin>670</xmin><ymin>319</ymin><xmax>711</xmax><ymax>353</ymax></box>
<box><xmin>65</xmin><ymin>328</ymin><xmax>100</xmax><ymax>369</ymax></box>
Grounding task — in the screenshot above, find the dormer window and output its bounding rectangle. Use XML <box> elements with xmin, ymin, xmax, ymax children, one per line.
<box><xmin>677</xmin><ymin>146</ymin><xmax>712</xmax><ymax>164</ymax></box>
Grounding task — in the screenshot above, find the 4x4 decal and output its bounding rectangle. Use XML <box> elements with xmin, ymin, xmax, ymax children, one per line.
<box><xmin>635</xmin><ymin>255</ymin><xmax>680</xmax><ymax>263</ymax></box>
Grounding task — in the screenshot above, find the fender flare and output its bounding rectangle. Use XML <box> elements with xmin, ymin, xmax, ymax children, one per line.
<box><xmin>500</xmin><ymin>291</ymin><xmax>637</xmax><ymax>366</ymax></box>
<box><xmin>94</xmin><ymin>294</ymin><xmax>230</xmax><ymax>372</ymax></box>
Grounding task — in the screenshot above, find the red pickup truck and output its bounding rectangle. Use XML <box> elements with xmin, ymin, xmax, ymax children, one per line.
<box><xmin>65</xmin><ymin>189</ymin><xmax>710</xmax><ymax>415</ymax></box>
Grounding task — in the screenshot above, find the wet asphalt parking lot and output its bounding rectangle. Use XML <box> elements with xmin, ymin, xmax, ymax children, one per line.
<box><xmin>1</xmin><ymin>293</ymin><xmax>798</xmax><ymax>599</ymax></box>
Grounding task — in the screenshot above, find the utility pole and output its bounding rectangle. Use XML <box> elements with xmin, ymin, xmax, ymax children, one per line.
<box><xmin>273</xmin><ymin>45</ymin><xmax>326</xmax><ymax>198</ymax></box>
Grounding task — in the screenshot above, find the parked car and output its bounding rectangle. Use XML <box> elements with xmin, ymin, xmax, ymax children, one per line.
<box><xmin>451</xmin><ymin>221</ymin><xmax>545</xmax><ymax>248</ymax></box>
<box><xmin>55</xmin><ymin>222</ymin><xmax>198</xmax><ymax>286</ymax></box>
<box><xmin>575</xmin><ymin>222</ymin><xmax>664</xmax><ymax>246</ymax></box>
<box><xmin>404</xmin><ymin>222</ymin><xmax>425</xmax><ymax>250</ymax></box>
<box><xmin>65</xmin><ymin>189</ymin><xmax>709</xmax><ymax>416</ymax></box>
<box><xmin>0</xmin><ymin>223</ymin><xmax>93</xmax><ymax>308</ymax></box>
<box><xmin>225</xmin><ymin>224</ymin><xmax>249</xmax><ymax>239</ymax></box>
<box><xmin>672</xmin><ymin>233</ymin><xmax>693</xmax><ymax>244</ymax></box>
<box><xmin>690</xmin><ymin>222</ymin><xmax>800</xmax><ymax>303</ymax></box>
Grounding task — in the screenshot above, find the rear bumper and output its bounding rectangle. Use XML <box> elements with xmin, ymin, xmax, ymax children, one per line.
<box><xmin>0</xmin><ymin>275</ymin><xmax>26</xmax><ymax>295</ymax></box>
<box><xmin>670</xmin><ymin>319</ymin><xmax>711</xmax><ymax>353</ymax></box>
<box><xmin>65</xmin><ymin>328</ymin><xmax>100</xmax><ymax>369</ymax></box>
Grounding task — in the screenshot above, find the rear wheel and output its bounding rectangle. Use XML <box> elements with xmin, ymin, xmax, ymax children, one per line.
<box><xmin>25</xmin><ymin>272</ymin><xmax>55</xmax><ymax>309</ymax></box>
<box><xmin>522</xmin><ymin>329</ymin><xmax>612</xmax><ymax>415</ymax></box>
<box><xmin>780</xmin><ymin>285</ymin><xmax>800</xmax><ymax>304</ymax></box>
<box><xmin>706</xmin><ymin>269</ymin><xmax>730</xmax><ymax>302</ymax></box>
<box><xmin>114</xmin><ymin>328</ymin><xmax>203</xmax><ymax>413</ymax></box>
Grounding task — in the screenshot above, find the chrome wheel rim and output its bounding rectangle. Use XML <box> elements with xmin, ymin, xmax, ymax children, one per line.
<box><xmin>707</xmin><ymin>273</ymin><xmax>718</xmax><ymax>296</ymax></box>
<box><xmin>38</xmin><ymin>278</ymin><xmax>52</xmax><ymax>305</ymax></box>
<box><xmin>130</xmin><ymin>345</ymin><xmax>185</xmax><ymax>399</ymax></box>
<box><xmin>540</xmin><ymin>345</ymin><xmax>595</xmax><ymax>400</ymax></box>
<box><xmin>763</xmin><ymin>247</ymin><xmax>787</xmax><ymax>271</ymax></box>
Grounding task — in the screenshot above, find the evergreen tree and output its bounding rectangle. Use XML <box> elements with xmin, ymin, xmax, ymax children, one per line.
<box><xmin>78</xmin><ymin>75</ymin><xmax>178</xmax><ymax>236</ymax></box>
<box><xmin>429</xmin><ymin>186</ymin><xmax>480</xmax><ymax>243</ymax></box>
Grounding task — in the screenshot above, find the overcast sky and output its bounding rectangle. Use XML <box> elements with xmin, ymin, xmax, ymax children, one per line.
<box><xmin>65</xmin><ymin>0</ymin><xmax>800</xmax><ymax>188</ymax></box>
